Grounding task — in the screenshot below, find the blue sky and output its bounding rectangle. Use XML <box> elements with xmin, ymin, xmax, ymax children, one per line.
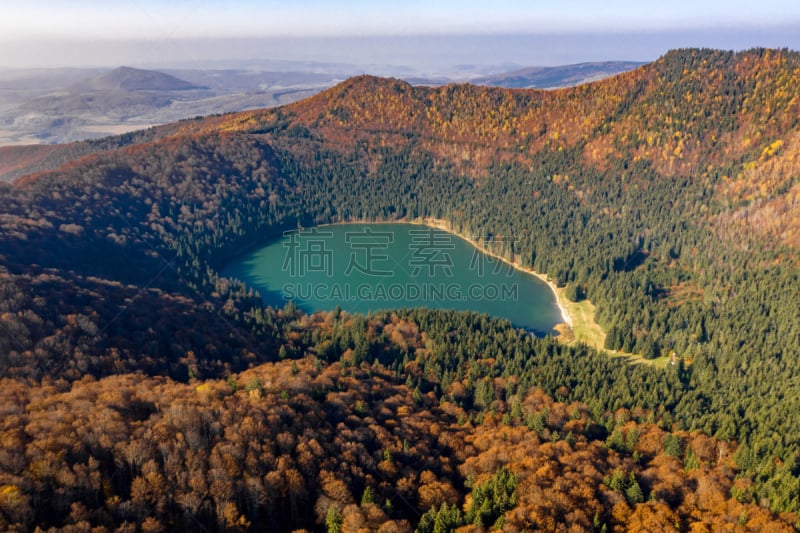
<box><xmin>1</xmin><ymin>1</ymin><xmax>799</xmax><ymax>68</ymax></box>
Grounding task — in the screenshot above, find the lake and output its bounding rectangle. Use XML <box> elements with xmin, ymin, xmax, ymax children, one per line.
<box><xmin>221</xmin><ymin>223</ymin><xmax>564</xmax><ymax>334</ymax></box>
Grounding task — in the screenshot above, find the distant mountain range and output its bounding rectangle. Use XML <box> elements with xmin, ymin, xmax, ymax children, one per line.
<box><xmin>74</xmin><ymin>66</ymin><xmax>201</xmax><ymax>92</ymax></box>
<box><xmin>470</xmin><ymin>61</ymin><xmax>645</xmax><ymax>88</ymax></box>
<box><xmin>0</xmin><ymin>61</ymin><xmax>644</xmax><ymax>147</ymax></box>
<box><xmin>0</xmin><ymin>65</ymin><xmax>341</xmax><ymax>145</ymax></box>
<box><xmin>13</xmin><ymin>67</ymin><xmax>206</xmax><ymax>121</ymax></box>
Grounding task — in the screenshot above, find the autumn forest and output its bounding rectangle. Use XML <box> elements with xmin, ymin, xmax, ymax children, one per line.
<box><xmin>1</xmin><ymin>48</ymin><xmax>800</xmax><ymax>531</ymax></box>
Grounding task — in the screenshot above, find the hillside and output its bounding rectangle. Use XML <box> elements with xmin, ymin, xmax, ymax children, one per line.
<box><xmin>0</xmin><ymin>144</ymin><xmax>62</xmax><ymax>182</ymax></box>
<box><xmin>2</xmin><ymin>345</ymin><xmax>794</xmax><ymax>532</ymax></box>
<box><xmin>1</xmin><ymin>48</ymin><xmax>800</xmax><ymax>530</ymax></box>
<box><xmin>74</xmin><ymin>66</ymin><xmax>200</xmax><ymax>92</ymax></box>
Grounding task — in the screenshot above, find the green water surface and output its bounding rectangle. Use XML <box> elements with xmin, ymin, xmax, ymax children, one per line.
<box><xmin>221</xmin><ymin>223</ymin><xmax>563</xmax><ymax>334</ymax></box>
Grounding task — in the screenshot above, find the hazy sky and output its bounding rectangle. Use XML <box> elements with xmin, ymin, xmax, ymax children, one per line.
<box><xmin>1</xmin><ymin>0</ymin><xmax>799</xmax><ymax>69</ymax></box>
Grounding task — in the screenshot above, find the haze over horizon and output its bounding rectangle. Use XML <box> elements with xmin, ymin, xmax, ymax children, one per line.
<box><xmin>2</xmin><ymin>0</ymin><xmax>799</xmax><ymax>71</ymax></box>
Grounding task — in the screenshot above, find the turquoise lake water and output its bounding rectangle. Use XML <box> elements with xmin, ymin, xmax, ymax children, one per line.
<box><xmin>221</xmin><ymin>223</ymin><xmax>563</xmax><ymax>334</ymax></box>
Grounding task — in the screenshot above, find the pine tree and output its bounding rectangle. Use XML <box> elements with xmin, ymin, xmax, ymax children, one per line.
<box><xmin>326</xmin><ymin>505</ymin><xmax>343</xmax><ymax>533</ymax></box>
<box><xmin>361</xmin><ymin>486</ymin><xmax>374</xmax><ymax>506</ymax></box>
<box><xmin>625</xmin><ymin>473</ymin><xmax>644</xmax><ymax>504</ymax></box>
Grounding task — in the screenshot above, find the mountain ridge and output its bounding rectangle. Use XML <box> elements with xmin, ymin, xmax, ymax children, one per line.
<box><xmin>222</xmin><ymin>48</ymin><xmax>799</xmax><ymax>251</ymax></box>
<box><xmin>2</xmin><ymin>47</ymin><xmax>800</xmax><ymax>528</ymax></box>
<box><xmin>5</xmin><ymin>48</ymin><xmax>800</xmax><ymax>250</ymax></box>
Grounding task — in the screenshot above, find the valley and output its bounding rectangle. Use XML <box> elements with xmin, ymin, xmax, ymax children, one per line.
<box><xmin>0</xmin><ymin>48</ymin><xmax>799</xmax><ymax>531</ymax></box>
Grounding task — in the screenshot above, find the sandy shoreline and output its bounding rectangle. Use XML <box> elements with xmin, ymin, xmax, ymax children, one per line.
<box><xmin>409</xmin><ymin>217</ymin><xmax>573</xmax><ymax>328</ymax></box>
<box><xmin>329</xmin><ymin>216</ymin><xmax>573</xmax><ymax>328</ymax></box>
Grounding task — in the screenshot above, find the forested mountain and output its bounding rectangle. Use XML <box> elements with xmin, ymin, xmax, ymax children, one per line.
<box><xmin>1</xmin><ymin>48</ymin><xmax>800</xmax><ymax>530</ymax></box>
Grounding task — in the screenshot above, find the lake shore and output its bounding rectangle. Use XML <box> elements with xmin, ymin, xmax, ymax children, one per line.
<box><xmin>304</xmin><ymin>217</ymin><xmax>612</xmax><ymax>349</ymax></box>
<box><xmin>331</xmin><ymin>216</ymin><xmax>578</xmax><ymax>333</ymax></box>
<box><xmin>310</xmin><ymin>217</ymin><xmax>644</xmax><ymax>357</ymax></box>
<box><xmin>405</xmin><ymin>217</ymin><xmax>573</xmax><ymax>329</ymax></box>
